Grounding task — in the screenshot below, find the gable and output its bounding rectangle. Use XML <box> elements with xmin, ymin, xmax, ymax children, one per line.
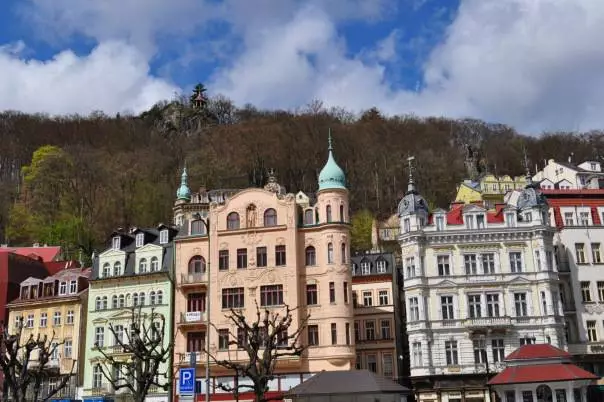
<box><xmin>507</xmin><ymin>276</ymin><xmax>531</xmax><ymax>285</ymax></box>
<box><xmin>433</xmin><ymin>279</ymin><xmax>457</xmax><ymax>288</ymax></box>
<box><xmin>99</xmin><ymin>248</ymin><xmax>126</xmax><ymax>258</ymax></box>
<box><xmin>135</xmin><ymin>243</ymin><xmax>163</xmax><ymax>254</ymax></box>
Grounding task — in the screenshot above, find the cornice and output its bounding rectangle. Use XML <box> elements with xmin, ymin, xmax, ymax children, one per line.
<box><xmin>399</xmin><ymin>226</ymin><xmax>555</xmax><ymax>246</ymax></box>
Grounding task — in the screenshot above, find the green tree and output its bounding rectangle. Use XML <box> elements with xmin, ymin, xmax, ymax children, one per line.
<box><xmin>350</xmin><ymin>209</ymin><xmax>374</xmax><ymax>252</ymax></box>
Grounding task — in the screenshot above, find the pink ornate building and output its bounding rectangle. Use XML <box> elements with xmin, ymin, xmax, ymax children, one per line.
<box><xmin>172</xmin><ymin>135</ymin><xmax>355</xmax><ymax>400</ymax></box>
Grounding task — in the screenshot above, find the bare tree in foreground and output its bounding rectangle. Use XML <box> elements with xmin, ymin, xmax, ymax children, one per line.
<box><xmin>205</xmin><ymin>302</ymin><xmax>309</xmax><ymax>402</ymax></box>
<box><xmin>0</xmin><ymin>324</ymin><xmax>74</xmax><ymax>402</ymax></box>
<box><xmin>95</xmin><ymin>307</ymin><xmax>172</xmax><ymax>402</ymax></box>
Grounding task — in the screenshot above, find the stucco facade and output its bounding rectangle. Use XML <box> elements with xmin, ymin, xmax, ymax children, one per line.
<box><xmin>81</xmin><ymin>227</ymin><xmax>175</xmax><ymax>402</ymax></box>
<box><xmin>172</xmin><ymin>136</ymin><xmax>354</xmax><ymax>400</ymax></box>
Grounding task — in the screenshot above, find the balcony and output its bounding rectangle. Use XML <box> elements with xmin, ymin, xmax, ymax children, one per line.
<box><xmin>178</xmin><ymin>311</ymin><xmax>207</xmax><ymax>326</ymax></box>
<box><xmin>179</xmin><ymin>272</ymin><xmax>208</xmax><ymax>288</ymax></box>
<box><xmin>177</xmin><ymin>351</ymin><xmax>205</xmax><ymax>366</ymax></box>
<box><xmin>568</xmin><ymin>342</ymin><xmax>604</xmax><ymax>355</ymax></box>
<box><xmin>464</xmin><ymin>316</ymin><xmax>513</xmax><ymax>332</ymax></box>
<box><xmin>108</xmin><ymin>344</ymin><xmax>128</xmax><ymax>355</ymax></box>
<box><xmin>89</xmin><ymin>384</ymin><xmax>113</xmax><ymax>396</ymax></box>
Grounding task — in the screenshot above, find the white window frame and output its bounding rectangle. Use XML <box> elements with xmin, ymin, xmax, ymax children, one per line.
<box><xmin>69</xmin><ymin>280</ymin><xmax>77</xmax><ymax>294</ymax></box>
<box><xmin>112</xmin><ymin>236</ymin><xmax>121</xmax><ymax>250</ymax></box>
<box><xmin>159</xmin><ymin>229</ymin><xmax>169</xmax><ymax>244</ymax></box>
<box><xmin>135</xmin><ymin>233</ymin><xmax>144</xmax><ymax>247</ymax></box>
<box><xmin>378</xmin><ymin>290</ymin><xmax>389</xmax><ymax>306</ymax></box>
<box><xmin>59</xmin><ymin>281</ymin><xmax>67</xmax><ymax>295</ymax></box>
<box><xmin>66</xmin><ymin>310</ymin><xmax>74</xmax><ymax>324</ymax></box>
<box><xmin>435</xmin><ymin>215</ymin><xmax>445</xmax><ymax>231</ymax></box>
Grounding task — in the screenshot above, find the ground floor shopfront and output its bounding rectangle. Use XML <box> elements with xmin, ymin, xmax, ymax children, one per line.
<box><xmin>413</xmin><ymin>374</ymin><xmax>496</xmax><ymax>402</ymax></box>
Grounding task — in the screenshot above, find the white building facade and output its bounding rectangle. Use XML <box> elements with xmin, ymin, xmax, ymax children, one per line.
<box><xmin>533</xmin><ymin>159</ymin><xmax>604</xmax><ymax>190</ymax></box>
<box><xmin>398</xmin><ymin>167</ymin><xmax>566</xmax><ymax>402</ymax></box>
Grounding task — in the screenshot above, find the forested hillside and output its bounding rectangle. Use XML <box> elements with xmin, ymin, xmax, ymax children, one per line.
<box><xmin>1</xmin><ymin>88</ymin><xmax>603</xmax><ymax>261</ymax></box>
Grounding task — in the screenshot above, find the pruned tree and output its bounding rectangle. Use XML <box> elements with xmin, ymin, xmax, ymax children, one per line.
<box><xmin>94</xmin><ymin>307</ymin><xmax>172</xmax><ymax>402</ymax></box>
<box><xmin>205</xmin><ymin>302</ymin><xmax>309</xmax><ymax>402</ymax></box>
<box><xmin>0</xmin><ymin>323</ymin><xmax>74</xmax><ymax>402</ymax></box>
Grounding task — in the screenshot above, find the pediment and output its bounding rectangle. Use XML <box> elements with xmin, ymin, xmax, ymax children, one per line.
<box><xmin>99</xmin><ymin>248</ymin><xmax>126</xmax><ymax>258</ymax></box>
<box><xmin>507</xmin><ymin>276</ymin><xmax>531</xmax><ymax>285</ymax></box>
<box><xmin>462</xmin><ymin>204</ymin><xmax>486</xmax><ymax>213</ymax></box>
<box><xmin>135</xmin><ymin>243</ymin><xmax>162</xmax><ymax>253</ymax></box>
<box><xmin>21</xmin><ymin>277</ymin><xmax>42</xmax><ymax>285</ymax></box>
<box><xmin>432</xmin><ymin>208</ymin><xmax>447</xmax><ymax>214</ymax></box>
<box><xmin>433</xmin><ymin>279</ymin><xmax>457</xmax><ymax>288</ymax></box>
<box><xmin>91</xmin><ymin>316</ymin><xmax>109</xmax><ymax>324</ymax></box>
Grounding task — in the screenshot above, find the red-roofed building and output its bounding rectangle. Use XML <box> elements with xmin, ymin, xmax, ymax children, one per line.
<box><xmin>0</xmin><ymin>244</ymin><xmax>62</xmax><ymax>262</ymax></box>
<box><xmin>489</xmin><ymin>344</ymin><xmax>597</xmax><ymax>401</ymax></box>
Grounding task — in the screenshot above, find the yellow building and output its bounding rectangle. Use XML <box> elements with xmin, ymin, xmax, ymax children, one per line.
<box><xmin>455</xmin><ymin>175</ymin><xmax>527</xmax><ymax>208</ymax></box>
<box><xmin>7</xmin><ymin>267</ymin><xmax>90</xmax><ymax>400</ymax></box>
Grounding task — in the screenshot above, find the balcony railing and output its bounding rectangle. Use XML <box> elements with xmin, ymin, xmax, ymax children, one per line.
<box><xmin>179</xmin><ymin>311</ymin><xmax>207</xmax><ymax>325</ymax></box>
<box><xmin>179</xmin><ymin>272</ymin><xmax>208</xmax><ymax>286</ymax></box>
<box><xmin>178</xmin><ymin>351</ymin><xmax>205</xmax><ymax>365</ymax></box>
<box><xmin>464</xmin><ymin>316</ymin><xmax>513</xmax><ymax>329</ymax></box>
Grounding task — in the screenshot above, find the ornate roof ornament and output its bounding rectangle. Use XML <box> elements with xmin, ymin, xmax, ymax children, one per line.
<box><xmin>176</xmin><ymin>164</ymin><xmax>191</xmax><ymax>201</ymax></box>
<box><xmin>398</xmin><ymin>156</ymin><xmax>429</xmax><ymax>217</ymax></box>
<box><xmin>318</xmin><ymin>129</ymin><xmax>347</xmax><ymax>191</ymax></box>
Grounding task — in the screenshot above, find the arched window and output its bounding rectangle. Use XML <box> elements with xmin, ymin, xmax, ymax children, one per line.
<box><xmin>157</xmin><ymin>290</ymin><xmax>163</xmax><ymax>305</ymax></box>
<box><xmin>191</xmin><ymin>220</ymin><xmax>205</xmax><ymax>235</ymax></box>
<box><xmin>341</xmin><ymin>243</ymin><xmax>347</xmax><ymax>264</ymax></box>
<box><xmin>150</xmin><ymin>291</ymin><xmax>156</xmax><ymax>305</ymax></box>
<box><xmin>189</xmin><ymin>256</ymin><xmax>206</xmax><ymax>274</ymax></box>
<box><xmin>139</xmin><ymin>258</ymin><xmax>148</xmax><ymax>273</ymax></box>
<box><xmin>340</xmin><ymin>204</ymin><xmax>345</xmax><ymax>222</ymax></box>
<box><xmin>139</xmin><ymin>292</ymin><xmax>145</xmax><ymax>306</ymax></box>
<box><xmin>326</xmin><ymin>205</ymin><xmax>332</xmax><ymax>222</ymax></box>
<box><xmin>112</xmin><ymin>295</ymin><xmax>118</xmax><ymax>309</ymax></box>
<box><xmin>133</xmin><ymin>293</ymin><xmax>139</xmax><ymax>307</ymax></box>
<box><xmin>305</xmin><ymin>246</ymin><xmax>316</xmax><ymax>266</ymax></box>
<box><xmin>227</xmin><ymin>212</ymin><xmax>240</xmax><ymax>230</ymax></box>
<box><xmin>102</xmin><ymin>263</ymin><xmax>111</xmax><ymax>277</ymax></box>
<box><xmin>150</xmin><ymin>256</ymin><xmax>159</xmax><ymax>272</ymax></box>
<box><xmin>327</xmin><ymin>243</ymin><xmax>334</xmax><ymax>264</ymax></box>
<box><xmin>95</xmin><ymin>297</ymin><xmax>102</xmax><ymax>310</ymax></box>
<box><xmin>113</xmin><ymin>262</ymin><xmax>122</xmax><ymax>276</ymax></box>
<box><xmin>102</xmin><ymin>296</ymin><xmax>108</xmax><ymax>310</ymax></box>
<box><xmin>264</xmin><ymin>208</ymin><xmax>277</xmax><ymax>226</ymax></box>
<box><xmin>118</xmin><ymin>294</ymin><xmax>125</xmax><ymax>308</ymax></box>
<box><xmin>304</xmin><ymin>210</ymin><xmax>313</xmax><ymax>225</ymax></box>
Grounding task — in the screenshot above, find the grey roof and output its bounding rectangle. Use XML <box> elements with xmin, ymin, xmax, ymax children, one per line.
<box><xmin>285</xmin><ymin>370</ymin><xmax>410</xmax><ymax>396</ymax></box>
<box><xmin>351</xmin><ymin>252</ymin><xmax>395</xmax><ymax>276</ymax></box>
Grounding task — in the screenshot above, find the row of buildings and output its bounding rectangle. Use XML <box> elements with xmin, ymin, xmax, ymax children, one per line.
<box><xmin>4</xmin><ymin>139</ymin><xmax>604</xmax><ymax>402</ymax></box>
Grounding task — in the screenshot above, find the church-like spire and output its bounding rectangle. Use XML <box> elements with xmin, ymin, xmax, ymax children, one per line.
<box><xmin>176</xmin><ymin>164</ymin><xmax>191</xmax><ymax>201</ymax></box>
<box><xmin>318</xmin><ymin>129</ymin><xmax>346</xmax><ymax>191</ymax></box>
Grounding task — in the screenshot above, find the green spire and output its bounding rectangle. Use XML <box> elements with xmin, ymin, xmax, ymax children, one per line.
<box><xmin>176</xmin><ymin>165</ymin><xmax>191</xmax><ymax>201</ymax></box>
<box><xmin>318</xmin><ymin>129</ymin><xmax>346</xmax><ymax>191</ymax></box>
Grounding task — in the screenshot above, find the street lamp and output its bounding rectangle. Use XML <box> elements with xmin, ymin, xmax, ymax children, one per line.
<box><xmin>194</xmin><ymin>213</ymin><xmax>211</xmax><ymax>402</ymax></box>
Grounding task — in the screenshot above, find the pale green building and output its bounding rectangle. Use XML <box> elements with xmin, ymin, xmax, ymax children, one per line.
<box><xmin>81</xmin><ymin>225</ymin><xmax>176</xmax><ymax>402</ymax></box>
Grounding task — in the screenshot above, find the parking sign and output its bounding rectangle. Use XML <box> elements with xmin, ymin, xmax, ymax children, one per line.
<box><xmin>179</xmin><ymin>368</ymin><xmax>196</xmax><ymax>395</ymax></box>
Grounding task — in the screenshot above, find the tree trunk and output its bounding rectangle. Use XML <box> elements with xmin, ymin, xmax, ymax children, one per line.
<box><xmin>255</xmin><ymin>389</ymin><xmax>264</xmax><ymax>402</ymax></box>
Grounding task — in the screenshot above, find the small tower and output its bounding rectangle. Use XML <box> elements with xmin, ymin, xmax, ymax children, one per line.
<box><xmin>317</xmin><ymin>130</ymin><xmax>348</xmax><ymax>223</ymax></box>
<box><xmin>174</xmin><ymin>166</ymin><xmax>191</xmax><ymax>227</ymax></box>
<box><xmin>517</xmin><ymin>152</ymin><xmax>548</xmax><ymax>224</ymax></box>
<box><xmin>398</xmin><ymin>156</ymin><xmax>429</xmax><ymax>233</ymax></box>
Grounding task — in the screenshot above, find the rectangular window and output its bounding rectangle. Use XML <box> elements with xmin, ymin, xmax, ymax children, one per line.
<box><xmin>437</xmin><ymin>255</ymin><xmax>450</xmax><ymax>276</ymax></box>
<box><xmin>237</xmin><ymin>248</ymin><xmax>247</xmax><ymax>269</ymax></box>
<box><xmin>331</xmin><ymin>323</ymin><xmax>337</xmax><ymax>345</ymax></box>
<box><xmin>356</xmin><ymin>353</ymin><xmax>362</xmax><ymax>370</ymax></box>
<box><xmin>219</xmin><ymin>250</ymin><xmax>229</xmax><ymax>270</ymax></box>
<box><xmin>405</xmin><ymin>257</ymin><xmax>415</xmax><ymax>278</ymax></box>
<box><xmin>520</xmin><ymin>337</ymin><xmax>535</xmax><ymax>346</ymax></box>
<box><xmin>66</xmin><ymin>310</ymin><xmax>74</xmax><ymax>324</ymax></box>
<box><xmin>112</xmin><ymin>237</ymin><xmax>120</xmax><ymax>250</ymax></box>
<box><xmin>436</xmin><ymin>216</ymin><xmax>444</xmax><ymax>231</ymax></box>
<box><xmin>598</xmin><ymin>282</ymin><xmax>604</xmax><ymax>302</ymax></box>
<box><xmin>361</xmin><ymin>262</ymin><xmax>371</xmax><ymax>275</ymax></box>
<box><xmin>378</xmin><ymin>290</ymin><xmax>389</xmax><ymax>305</ymax></box>
<box><xmin>382</xmin><ymin>353</ymin><xmax>393</xmax><ymax>378</ymax></box>
<box><xmin>237</xmin><ymin>327</ymin><xmax>248</xmax><ymax>348</ymax></box>
<box><xmin>592</xmin><ymin>243</ymin><xmax>602</xmax><ymax>264</ymax></box>
<box><xmin>514</xmin><ymin>293</ymin><xmax>528</xmax><ymax>316</ymax></box>
<box><xmin>581</xmin><ymin>281</ymin><xmax>592</xmax><ymax>302</ymax></box>
<box><xmin>445</xmin><ymin>340</ymin><xmax>458</xmax><ymax>365</ymax></box>
<box><xmin>260</xmin><ymin>285</ymin><xmax>284</xmax><ymax>306</ymax></box>
<box><xmin>564</xmin><ymin>212</ymin><xmax>574</xmax><ymax>226</ymax></box>
<box><xmin>441</xmin><ymin>296</ymin><xmax>454</xmax><ymax>320</ymax></box>
<box><xmin>486</xmin><ymin>294</ymin><xmax>500</xmax><ymax>317</ymax></box>
<box><xmin>69</xmin><ymin>280</ymin><xmax>77</xmax><ymax>294</ymax></box>
<box><xmin>409</xmin><ymin>297</ymin><xmax>420</xmax><ymax>321</ymax></box>
<box><xmin>188</xmin><ymin>293</ymin><xmax>206</xmax><ymax>312</ymax></box>
<box><xmin>576</xmin><ymin>243</ymin><xmax>586</xmax><ymax>264</ymax></box>
<box><xmin>522</xmin><ymin>391</ymin><xmax>534</xmax><ymax>402</ymax></box>
<box><xmin>95</xmin><ymin>327</ymin><xmax>104</xmax><ymax>347</ymax></box>
<box><xmin>587</xmin><ymin>320</ymin><xmax>598</xmax><ymax>342</ymax></box>
<box><xmin>329</xmin><ymin>282</ymin><xmax>335</xmax><ymax>303</ymax></box>
<box><xmin>345</xmin><ymin>323</ymin><xmax>350</xmax><ymax>345</ymax></box>
<box><xmin>482</xmin><ymin>253</ymin><xmax>495</xmax><ymax>274</ymax></box>
<box><xmin>465</xmin><ymin>215</ymin><xmax>475</xmax><ymax>229</ymax></box>
<box><xmin>40</xmin><ymin>312</ymin><xmax>47</xmax><ymax>327</ymax></box>
<box><xmin>256</xmin><ymin>247</ymin><xmax>267</xmax><ymax>267</ymax></box>
<box><xmin>535</xmin><ymin>250</ymin><xmax>542</xmax><ymax>271</ymax></box>
<box><xmin>509</xmin><ymin>252</ymin><xmax>523</xmax><ymax>272</ymax></box>
<box><xmin>365</xmin><ymin>320</ymin><xmax>375</xmax><ymax>340</ymax></box>
<box><xmin>464</xmin><ymin>254</ymin><xmax>477</xmax><ymax>275</ymax></box>
<box><xmin>354</xmin><ymin>321</ymin><xmax>360</xmax><ymax>341</ymax></box>
<box><xmin>473</xmin><ymin>339</ymin><xmax>487</xmax><ymax>363</ymax></box>
<box><xmin>218</xmin><ymin>329</ymin><xmax>230</xmax><ymax>350</ymax></box>
<box><xmin>187</xmin><ymin>332</ymin><xmax>205</xmax><ymax>352</ymax></box>
<box><xmin>580</xmin><ymin>212</ymin><xmax>590</xmax><ymax>226</ymax></box>
<box><xmin>306</xmin><ymin>284</ymin><xmax>318</xmax><ymax>305</ymax></box>
<box><xmin>476</xmin><ymin>214</ymin><xmax>485</xmax><ymax>228</ymax></box>
<box><xmin>59</xmin><ymin>282</ymin><xmax>67</xmax><ymax>295</ymax></box>
<box><xmin>307</xmin><ymin>325</ymin><xmax>319</xmax><ymax>346</ymax></box>
<box><xmin>53</xmin><ymin>311</ymin><xmax>61</xmax><ymax>326</ymax></box>
<box><xmin>468</xmin><ymin>295</ymin><xmax>482</xmax><ymax>318</ymax></box>
<box><xmin>366</xmin><ymin>354</ymin><xmax>377</xmax><ymax>372</ymax></box>
<box><xmin>492</xmin><ymin>339</ymin><xmax>505</xmax><ymax>362</ymax></box>
<box><xmin>403</xmin><ymin>218</ymin><xmax>410</xmax><ymax>233</ymax></box>
<box><xmin>275</xmin><ymin>245</ymin><xmax>286</xmax><ymax>266</ymax></box>
<box><xmin>412</xmin><ymin>342</ymin><xmax>423</xmax><ymax>367</ymax></box>
<box><xmin>136</xmin><ymin>233</ymin><xmax>144</xmax><ymax>247</ymax></box>
<box><xmin>343</xmin><ymin>282</ymin><xmax>348</xmax><ymax>303</ymax></box>
<box><xmin>221</xmin><ymin>287</ymin><xmax>245</xmax><ymax>309</ymax></box>
<box><xmin>363</xmin><ymin>291</ymin><xmax>373</xmax><ymax>307</ymax></box>
<box><xmin>64</xmin><ymin>339</ymin><xmax>72</xmax><ymax>358</ymax></box>
<box><xmin>26</xmin><ymin>314</ymin><xmax>34</xmax><ymax>328</ymax></box>
<box><xmin>505</xmin><ymin>213</ymin><xmax>515</xmax><ymax>227</ymax></box>
<box><xmin>380</xmin><ymin>319</ymin><xmax>391</xmax><ymax>339</ymax></box>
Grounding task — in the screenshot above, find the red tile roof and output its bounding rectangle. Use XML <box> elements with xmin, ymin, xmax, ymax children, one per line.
<box><xmin>488</xmin><ymin>363</ymin><xmax>598</xmax><ymax>385</ymax></box>
<box><xmin>505</xmin><ymin>344</ymin><xmax>570</xmax><ymax>361</ymax></box>
<box><xmin>542</xmin><ymin>189</ymin><xmax>604</xmax><ymax>195</ymax></box>
<box><xmin>0</xmin><ymin>246</ymin><xmax>61</xmax><ymax>262</ymax></box>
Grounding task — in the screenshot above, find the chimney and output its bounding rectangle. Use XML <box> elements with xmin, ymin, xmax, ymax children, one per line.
<box><xmin>33</xmin><ymin>242</ymin><xmax>40</xmax><ymax>248</ymax></box>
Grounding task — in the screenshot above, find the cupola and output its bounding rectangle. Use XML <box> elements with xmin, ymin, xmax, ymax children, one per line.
<box><xmin>318</xmin><ymin>131</ymin><xmax>346</xmax><ymax>191</ymax></box>
<box><xmin>176</xmin><ymin>166</ymin><xmax>191</xmax><ymax>201</ymax></box>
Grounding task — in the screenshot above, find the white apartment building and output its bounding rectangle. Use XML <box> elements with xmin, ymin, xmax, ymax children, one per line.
<box><xmin>533</xmin><ymin>158</ymin><xmax>604</xmax><ymax>190</ymax></box>
<box><xmin>398</xmin><ymin>167</ymin><xmax>565</xmax><ymax>402</ymax></box>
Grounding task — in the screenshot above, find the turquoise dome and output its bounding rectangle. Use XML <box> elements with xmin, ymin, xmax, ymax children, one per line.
<box><xmin>176</xmin><ymin>166</ymin><xmax>191</xmax><ymax>201</ymax></box>
<box><xmin>318</xmin><ymin>133</ymin><xmax>346</xmax><ymax>191</ymax></box>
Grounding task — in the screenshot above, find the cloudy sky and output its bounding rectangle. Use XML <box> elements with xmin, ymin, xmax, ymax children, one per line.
<box><xmin>1</xmin><ymin>0</ymin><xmax>603</xmax><ymax>133</ymax></box>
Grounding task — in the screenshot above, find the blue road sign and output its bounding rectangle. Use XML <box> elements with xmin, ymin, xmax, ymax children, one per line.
<box><xmin>179</xmin><ymin>368</ymin><xmax>196</xmax><ymax>395</ymax></box>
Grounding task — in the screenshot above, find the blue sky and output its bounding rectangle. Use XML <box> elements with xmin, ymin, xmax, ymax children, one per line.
<box><xmin>0</xmin><ymin>0</ymin><xmax>603</xmax><ymax>134</ymax></box>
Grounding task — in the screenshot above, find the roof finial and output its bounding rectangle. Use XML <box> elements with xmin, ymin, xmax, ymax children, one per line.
<box><xmin>407</xmin><ymin>155</ymin><xmax>416</xmax><ymax>193</ymax></box>
<box><xmin>328</xmin><ymin>128</ymin><xmax>333</xmax><ymax>151</ymax></box>
<box><xmin>522</xmin><ymin>147</ymin><xmax>532</xmax><ymax>182</ymax></box>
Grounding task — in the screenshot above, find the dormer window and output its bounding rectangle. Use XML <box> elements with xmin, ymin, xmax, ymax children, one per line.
<box><xmin>159</xmin><ymin>229</ymin><xmax>169</xmax><ymax>244</ymax></box>
<box><xmin>135</xmin><ymin>233</ymin><xmax>144</xmax><ymax>247</ymax></box>
<box><xmin>476</xmin><ymin>214</ymin><xmax>485</xmax><ymax>229</ymax></box>
<box><xmin>524</xmin><ymin>212</ymin><xmax>533</xmax><ymax>223</ymax></box>
<box><xmin>376</xmin><ymin>259</ymin><xmax>387</xmax><ymax>273</ymax></box>
<box><xmin>403</xmin><ymin>218</ymin><xmax>411</xmax><ymax>233</ymax></box>
<box><xmin>112</xmin><ymin>236</ymin><xmax>121</xmax><ymax>250</ymax></box>
<box><xmin>59</xmin><ymin>281</ymin><xmax>67</xmax><ymax>295</ymax></box>
<box><xmin>505</xmin><ymin>213</ymin><xmax>516</xmax><ymax>227</ymax></box>
<box><xmin>465</xmin><ymin>216</ymin><xmax>475</xmax><ymax>229</ymax></box>
<box><xmin>435</xmin><ymin>215</ymin><xmax>445</xmax><ymax>231</ymax></box>
<box><xmin>361</xmin><ymin>261</ymin><xmax>371</xmax><ymax>275</ymax></box>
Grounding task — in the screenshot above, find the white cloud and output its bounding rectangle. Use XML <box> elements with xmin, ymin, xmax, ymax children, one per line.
<box><xmin>0</xmin><ymin>41</ymin><xmax>179</xmax><ymax>115</ymax></box>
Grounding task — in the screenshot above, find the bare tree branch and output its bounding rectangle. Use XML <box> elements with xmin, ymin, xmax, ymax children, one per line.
<box><xmin>203</xmin><ymin>301</ymin><xmax>309</xmax><ymax>402</ymax></box>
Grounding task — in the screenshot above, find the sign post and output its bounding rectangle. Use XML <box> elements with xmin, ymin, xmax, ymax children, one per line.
<box><xmin>179</xmin><ymin>367</ymin><xmax>196</xmax><ymax>399</ymax></box>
